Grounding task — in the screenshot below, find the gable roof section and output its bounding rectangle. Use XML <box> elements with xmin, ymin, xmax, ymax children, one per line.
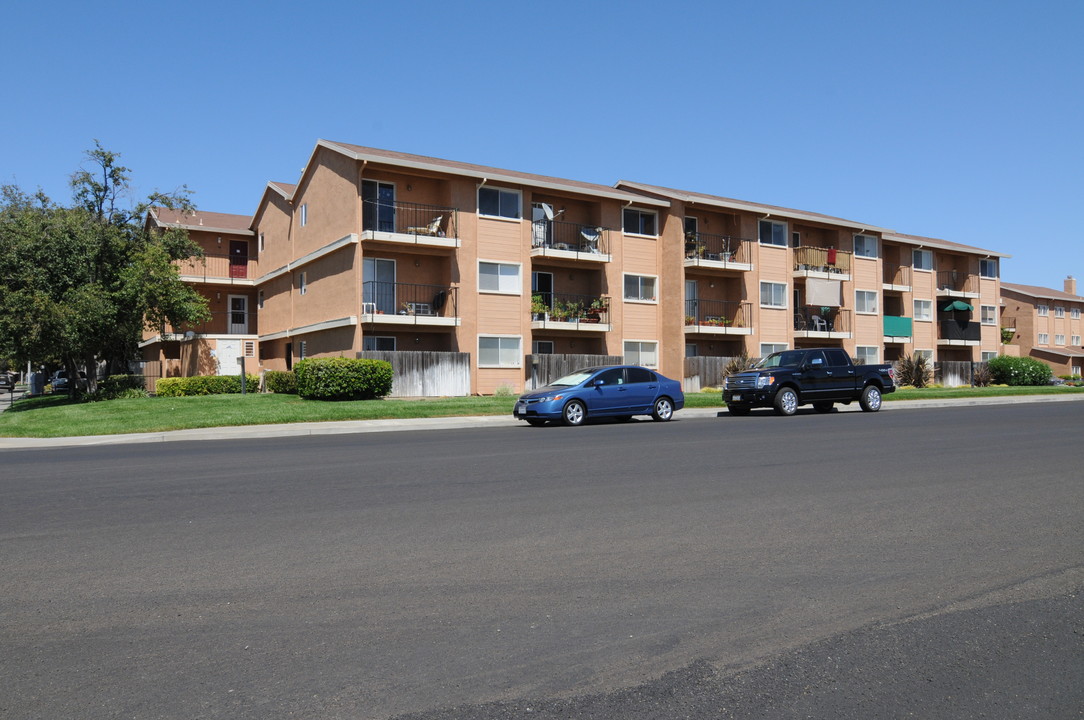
<box><xmin>881</xmin><ymin>231</ymin><xmax>1009</xmax><ymax>259</ymax></box>
<box><xmin>149</xmin><ymin>207</ymin><xmax>254</xmax><ymax>235</ymax></box>
<box><xmin>1001</xmin><ymin>282</ymin><xmax>1084</xmax><ymax>303</ymax></box>
<box><xmin>317</xmin><ymin>140</ymin><xmax>669</xmax><ymax>207</ymax></box>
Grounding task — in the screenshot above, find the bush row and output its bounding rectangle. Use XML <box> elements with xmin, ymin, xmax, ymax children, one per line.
<box><xmin>986</xmin><ymin>355</ymin><xmax>1053</xmax><ymax>386</ymax></box>
<box><xmin>156</xmin><ymin>374</ymin><xmax>260</xmax><ymax>397</ymax></box>
<box><xmin>264</xmin><ymin>370</ymin><xmax>298</xmax><ymax>394</ymax></box>
<box><xmin>85</xmin><ymin>375</ymin><xmax>150</xmax><ymax>402</ymax></box>
<box><xmin>294</xmin><ymin>357</ymin><xmax>392</xmax><ymax>400</ymax></box>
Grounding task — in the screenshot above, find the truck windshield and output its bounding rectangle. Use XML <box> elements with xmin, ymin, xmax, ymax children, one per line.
<box><xmin>755</xmin><ymin>351</ymin><xmax>805</xmax><ymax>369</ymax></box>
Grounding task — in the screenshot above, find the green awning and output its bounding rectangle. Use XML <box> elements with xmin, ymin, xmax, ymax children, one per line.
<box><xmin>942</xmin><ymin>300</ymin><xmax>974</xmax><ymax>312</ymax></box>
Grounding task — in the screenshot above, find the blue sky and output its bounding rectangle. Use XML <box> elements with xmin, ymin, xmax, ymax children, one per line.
<box><xmin>3</xmin><ymin>0</ymin><xmax>1081</xmax><ymax>288</ymax></box>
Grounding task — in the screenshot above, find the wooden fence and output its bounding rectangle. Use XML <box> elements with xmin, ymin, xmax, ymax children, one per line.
<box><xmin>936</xmin><ymin>360</ymin><xmax>979</xmax><ymax>388</ymax></box>
<box><xmin>526</xmin><ymin>354</ymin><xmax>623</xmax><ymax>389</ymax></box>
<box><xmin>358</xmin><ymin>350</ymin><xmax>471</xmax><ymax>397</ymax></box>
<box><xmin>683</xmin><ymin>356</ymin><xmax>744</xmax><ymax>392</ymax></box>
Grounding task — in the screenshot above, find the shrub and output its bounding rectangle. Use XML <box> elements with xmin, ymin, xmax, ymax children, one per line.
<box><xmin>972</xmin><ymin>363</ymin><xmax>992</xmax><ymax>387</ymax></box>
<box><xmin>294</xmin><ymin>357</ymin><xmax>393</xmax><ymax>401</ymax></box>
<box><xmin>83</xmin><ymin>375</ymin><xmax>150</xmax><ymax>401</ymax></box>
<box><xmin>265</xmin><ymin>370</ymin><xmax>298</xmax><ymax>394</ymax></box>
<box><xmin>722</xmin><ymin>352</ymin><xmax>753</xmax><ymax>380</ymax></box>
<box><xmin>156</xmin><ymin>374</ymin><xmax>260</xmax><ymax>397</ymax></box>
<box><xmin>894</xmin><ymin>354</ymin><xmax>932</xmax><ymax>388</ymax></box>
<box><xmin>986</xmin><ymin>355</ymin><xmax>1053</xmax><ymax>386</ymax></box>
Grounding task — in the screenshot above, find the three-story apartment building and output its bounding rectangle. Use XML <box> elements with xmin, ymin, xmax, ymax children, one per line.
<box><xmin>1001</xmin><ymin>277</ymin><xmax>1084</xmax><ymax>376</ymax></box>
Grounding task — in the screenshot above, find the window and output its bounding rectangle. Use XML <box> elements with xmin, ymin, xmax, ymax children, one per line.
<box><xmin>854</xmin><ymin>234</ymin><xmax>878</xmax><ymax>258</ymax></box>
<box><xmin>478</xmin><ymin>187</ymin><xmax>520</xmax><ymax>219</ymax></box>
<box><xmin>685</xmin><ymin>343</ymin><xmax>698</xmax><ymax>357</ymax></box>
<box><xmin>980</xmin><ymin>259</ymin><xmax>999</xmax><ymax>278</ymax></box>
<box><xmin>1072</xmin><ymin>308</ymin><xmax>1081</xmax><ymax>319</ymax></box>
<box><xmin>532</xmin><ymin>340</ymin><xmax>554</xmax><ymax>354</ymax></box>
<box><xmin>624</xmin><ymin>274</ymin><xmax>657</xmax><ymax>302</ymax></box>
<box><xmin>914</xmin><ymin>349</ymin><xmax>933</xmax><ymax>360</ymax></box>
<box><xmin>258</xmin><ymin>290</ymin><xmax>265</xmax><ymax>309</ymax></box>
<box><xmin>479</xmin><ymin>261</ymin><xmax>521</xmax><ymax>294</ymax></box>
<box><xmin>1038</xmin><ymin>304</ymin><xmax>1049</xmax><ymax>316</ymax></box>
<box><xmin>299</xmin><ymin>272</ymin><xmax>307</xmax><ymax>295</ymax></box>
<box><xmin>1056</xmin><ymin>334</ymin><xmax>1066</xmax><ymax>345</ymax></box>
<box><xmin>1055</xmin><ymin>306</ymin><xmax>1065</xmax><ymax>318</ymax></box>
<box><xmin>760</xmin><ymin>343</ymin><xmax>787</xmax><ymax>357</ymax></box>
<box><xmin>363</xmin><ymin>336</ymin><xmax>396</xmax><ymax>351</ymax></box>
<box><xmin>479</xmin><ymin>335</ymin><xmax>521</xmax><ymax>367</ymax></box>
<box><xmin>981</xmin><ymin>351</ymin><xmax>997</xmax><ymax>362</ymax></box>
<box><xmin>855</xmin><ymin>290</ymin><xmax>879</xmax><ymax>314</ymax></box>
<box><xmin>981</xmin><ymin>305</ymin><xmax>997</xmax><ymax>325</ymax></box>
<box><xmin>299</xmin><ymin>204</ymin><xmax>308</xmax><ymax>227</ymax></box>
<box><xmin>1038</xmin><ymin>333</ymin><xmax>1049</xmax><ymax>345</ymax></box>
<box><xmin>760</xmin><ymin>281</ymin><xmax>787</xmax><ymax>308</ymax></box>
<box><xmin>623</xmin><ymin>208</ymin><xmax>657</xmax><ymax>236</ymax></box>
<box><xmin>258</xmin><ymin>232</ymin><xmax>265</xmax><ymax>253</ymax></box>
<box><xmin>759</xmin><ymin>219</ymin><xmax>787</xmax><ymax>247</ymax></box>
<box><xmin>623</xmin><ymin>341</ymin><xmax>658</xmax><ymax>367</ymax></box>
<box><xmin>913</xmin><ymin>249</ymin><xmax>933</xmax><ymax>270</ymax></box>
<box><xmin>244</xmin><ymin>341</ymin><xmax>256</xmax><ymax>358</ymax></box>
<box><xmin>1073</xmin><ymin>335</ymin><xmax>1081</xmax><ymax>346</ymax></box>
<box><xmin>299</xmin><ymin>340</ymin><xmax>307</xmax><ymax>359</ymax></box>
<box><xmin>791</xmin><ymin>231</ymin><xmax>801</xmax><ymax>248</ymax></box>
<box><xmin>914</xmin><ymin>299</ymin><xmax>933</xmax><ymax>321</ymax></box>
<box><xmin>855</xmin><ymin>346</ymin><xmax>879</xmax><ymax>365</ymax></box>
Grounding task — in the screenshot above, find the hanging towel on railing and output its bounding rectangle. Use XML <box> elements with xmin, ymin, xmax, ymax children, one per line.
<box><xmin>827</xmin><ymin>248</ymin><xmax>837</xmax><ymax>265</ymax></box>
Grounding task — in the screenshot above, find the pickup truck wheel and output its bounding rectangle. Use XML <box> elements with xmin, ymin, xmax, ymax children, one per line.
<box><xmin>651</xmin><ymin>397</ymin><xmax>674</xmax><ymax>422</ymax></box>
<box><xmin>727</xmin><ymin>405</ymin><xmax>750</xmax><ymax>416</ymax></box>
<box><xmin>774</xmin><ymin>388</ymin><xmax>799</xmax><ymax>416</ymax></box>
<box><xmin>859</xmin><ymin>384</ymin><xmax>882</xmax><ymax>412</ymax></box>
<box><xmin>813</xmin><ymin>402</ymin><xmax>834</xmax><ymax>413</ymax></box>
<box><xmin>562</xmin><ymin>400</ymin><xmax>587</xmax><ymax>426</ymax></box>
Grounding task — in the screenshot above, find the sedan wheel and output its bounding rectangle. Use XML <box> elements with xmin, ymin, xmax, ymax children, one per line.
<box><xmin>651</xmin><ymin>397</ymin><xmax>674</xmax><ymax>422</ymax></box>
<box><xmin>774</xmin><ymin>388</ymin><xmax>799</xmax><ymax>416</ymax></box>
<box><xmin>562</xmin><ymin>400</ymin><xmax>587</xmax><ymax>426</ymax></box>
<box><xmin>859</xmin><ymin>384</ymin><xmax>882</xmax><ymax>412</ymax></box>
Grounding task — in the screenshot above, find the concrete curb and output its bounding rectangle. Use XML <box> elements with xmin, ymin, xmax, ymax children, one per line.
<box><xmin>1</xmin><ymin>393</ymin><xmax>1082</xmax><ymax>451</ymax></box>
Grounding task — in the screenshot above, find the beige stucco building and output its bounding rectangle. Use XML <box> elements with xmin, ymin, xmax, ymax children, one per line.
<box><xmin>1001</xmin><ymin>278</ymin><xmax>1084</xmax><ymax>376</ymax></box>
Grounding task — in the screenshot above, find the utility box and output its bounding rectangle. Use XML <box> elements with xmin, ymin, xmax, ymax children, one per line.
<box><xmin>29</xmin><ymin>372</ymin><xmax>44</xmax><ymax>396</ymax></box>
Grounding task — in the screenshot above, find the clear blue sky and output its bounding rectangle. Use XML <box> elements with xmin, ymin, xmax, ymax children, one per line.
<box><xmin>3</xmin><ymin>0</ymin><xmax>1081</xmax><ymax>288</ymax></box>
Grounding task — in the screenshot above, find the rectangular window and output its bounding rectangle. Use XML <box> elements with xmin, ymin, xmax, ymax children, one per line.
<box><xmin>363</xmin><ymin>336</ymin><xmax>396</xmax><ymax>351</ymax></box>
<box><xmin>1072</xmin><ymin>308</ymin><xmax>1081</xmax><ymax>319</ymax></box>
<box><xmin>531</xmin><ymin>340</ymin><xmax>554</xmax><ymax>355</ymax></box>
<box><xmin>299</xmin><ymin>204</ymin><xmax>308</xmax><ymax>227</ymax></box>
<box><xmin>760</xmin><ymin>343</ymin><xmax>787</xmax><ymax>357</ymax></box>
<box><xmin>1038</xmin><ymin>333</ymin><xmax>1049</xmax><ymax>345</ymax></box>
<box><xmin>299</xmin><ymin>272</ymin><xmax>307</xmax><ymax>295</ymax></box>
<box><xmin>1055</xmin><ymin>306</ymin><xmax>1065</xmax><ymax>318</ymax></box>
<box><xmin>624</xmin><ymin>274</ymin><xmax>657</xmax><ymax>302</ymax></box>
<box><xmin>855</xmin><ymin>290</ymin><xmax>879</xmax><ymax>314</ymax></box>
<box><xmin>1073</xmin><ymin>335</ymin><xmax>1081</xmax><ymax>346</ymax></box>
<box><xmin>1055</xmin><ymin>334</ymin><xmax>1066</xmax><ymax>345</ymax></box>
<box><xmin>623</xmin><ymin>341</ymin><xmax>658</xmax><ymax>367</ymax></box>
<box><xmin>623</xmin><ymin>208</ymin><xmax>657</xmax><ymax>236</ymax></box>
<box><xmin>981</xmin><ymin>305</ymin><xmax>997</xmax><ymax>325</ymax></box>
<box><xmin>244</xmin><ymin>341</ymin><xmax>256</xmax><ymax>358</ymax></box>
<box><xmin>914</xmin><ymin>299</ymin><xmax>932</xmax><ymax>321</ymax></box>
<box><xmin>478</xmin><ymin>186</ymin><xmax>521</xmax><ymax>219</ymax></box>
<box><xmin>478</xmin><ymin>261</ymin><xmax>521</xmax><ymax>294</ymax></box>
<box><xmin>1037</xmin><ymin>304</ymin><xmax>1048</xmax><ymax>316</ymax></box>
<box><xmin>479</xmin><ymin>335</ymin><xmax>521</xmax><ymax>367</ymax></box>
<box><xmin>981</xmin><ymin>351</ymin><xmax>997</xmax><ymax>362</ymax></box>
<box><xmin>759</xmin><ymin>219</ymin><xmax>787</xmax><ymax>247</ymax></box>
<box><xmin>258</xmin><ymin>290</ymin><xmax>265</xmax><ymax>309</ymax></box>
<box><xmin>299</xmin><ymin>340</ymin><xmax>307</xmax><ymax>359</ymax></box>
<box><xmin>791</xmin><ymin>231</ymin><xmax>801</xmax><ymax>248</ymax></box>
<box><xmin>685</xmin><ymin>343</ymin><xmax>698</xmax><ymax>357</ymax></box>
<box><xmin>854</xmin><ymin>234</ymin><xmax>878</xmax><ymax>258</ymax></box>
<box><xmin>760</xmin><ymin>281</ymin><xmax>787</xmax><ymax>308</ymax></box>
<box><xmin>913</xmin><ymin>249</ymin><xmax>933</xmax><ymax>270</ymax></box>
<box><xmin>980</xmin><ymin>258</ymin><xmax>999</xmax><ymax>278</ymax></box>
<box><xmin>258</xmin><ymin>232</ymin><xmax>265</xmax><ymax>253</ymax></box>
<box><xmin>914</xmin><ymin>349</ymin><xmax>933</xmax><ymax>360</ymax></box>
<box><xmin>855</xmin><ymin>346</ymin><xmax>879</xmax><ymax>365</ymax></box>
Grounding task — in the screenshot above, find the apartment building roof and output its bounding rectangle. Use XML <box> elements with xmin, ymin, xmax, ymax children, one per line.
<box><xmin>1001</xmin><ymin>282</ymin><xmax>1084</xmax><ymax>303</ymax></box>
<box><xmin>317</xmin><ymin>140</ymin><xmax>670</xmax><ymax>207</ymax></box>
<box><xmin>615</xmin><ymin>181</ymin><xmax>893</xmax><ymax>233</ymax></box>
<box><xmin>882</xmin><ymin>232</ymin><xmax>1010</xmax><ymax>259</ymax></box>
<box><xmin>148</xmin><ymin>207</ymin><xmax>255</xmax><ymax>235</ymax></box>
<box><xmin>268</xmin><ymin>181</ymin><xmax>296</xmax><ymax>198</ymax></box>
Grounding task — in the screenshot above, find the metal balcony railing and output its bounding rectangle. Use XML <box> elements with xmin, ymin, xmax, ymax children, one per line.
<box><xmin>684</xmin><ymin>299</ymin><xmax>751</xmax><ymax>328</ymax></box>
<box><xmin>683</xmin><ymin>232</ymin><xmax>754</xmax><ymax>265</ymax></box>
<box><xmin>531</xmin><ymin>220</ymin><xmax>610</xmax><ymax>257</ymax></box>
<box><xmin>175</xmin><ymin>253</ymin><xmax>255</xmax><ymax>281</ymax></box>
<box><xmin>794</xmin><ymin>246</ymin><xmax>852</xmax><ymax>274</ymax></box>
<box><xmin>362</xmin><ymin>200</ymin><xmax>459</xmax><ymax>240</ymax></box>
<box><xmin>794</xmin><ymin>307</ymin><xmax>852</xmax><ymax>333</ymax></box>
<box><xmin>531</xmin><ymin>293</ymin><xmax>611</xmax><ymax>325</ymax></box>
<box><xmin>937</xmin><ymin>270</ymin><xmax>977</xmax><ymax>294</ymax></box>
<box><xmin>361</xmin><ymin>281</ymin><xmax>458</xmax><ymax>319</ymax></box>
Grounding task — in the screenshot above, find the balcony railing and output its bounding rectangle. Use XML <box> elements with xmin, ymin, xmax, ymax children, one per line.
<box><xmin>161</xmin><ymin>310</ymin><xmax>258</xmax><ymax>336</ymax></box>
<box><xmin>939</xmin><ymin>319</ymin><xmax>981</xmax><ymax>342</ymax></box>
<box><xmin>531</xmin><ymin>292</ymin><xmax>611</xmax><ymax>326</ymax></box>
<box><xmin>684</xmin><ymin>299</ymin><xmax>751</xmax><ymax>329</ymax></box>
<box><xmin>362</xmin><ymin>281</ymin><xmax>458</xmax><ymax>321</ymax></box>
<box><xmin>883</xmin><ymin>315</ymin><xmax>913</xmax><ymax>337</ymax></box>
<box><xmin>175</xmin><ymin>253</ymin><xmax>255</xmax><ymax>282</ymax></box>
<box><xmin>794</xmin><ymin>306</ymin><xmax>852</xmax><ymax>334</ymax></box>
<box><xmin>937</xmin><ymin>270</ymin><xmax>978</xmax><ymax>295</ymax></box>
<box><xmin>531</xmin><ymin>220</ymin><xmax>610</xmax><ymax>258</ymax></box>
<box><xmin>684</xmin><ymin>232</ymin><xmax>754</xmax><ymax>265</ymax></box>
<box><xmin>794</xmin><ymin>246</ymin><xmax>852</xmax><ymax>274</ymax></box>
<box><xmin>362</xmin><ymin>200</ymin><xmax>459</xmax><ymax>241</ymax></box>
<box><xmin>883</xmin><ymin>262</ymin><xmax>911</xmax><ymax>287</ymax></box>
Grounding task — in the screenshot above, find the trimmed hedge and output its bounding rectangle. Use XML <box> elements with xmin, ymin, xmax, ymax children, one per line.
<box><xmin>156</xmin><ymin>374</ymin><xmax>261</xmax><ymax>397</ymax></box>
<box><xmin>294</xmin><ymin>357</ymin><xmax>393</xmax><ymax>400</ymax></box>
<box><xmin>986</xmin><ymin>355</ymin><xmax>1053</xmax><ymax>386</ymax></box>
<box><xmin>264</xmin><ymin>370</ymin><xmax>298</xmax><ymax>394</ymax></box>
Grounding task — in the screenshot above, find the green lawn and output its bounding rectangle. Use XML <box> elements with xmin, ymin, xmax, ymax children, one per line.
<box><xmin>1</xmin><ymin>385</ymin><xmax>1081</xmax><ymax>438</ymax></box>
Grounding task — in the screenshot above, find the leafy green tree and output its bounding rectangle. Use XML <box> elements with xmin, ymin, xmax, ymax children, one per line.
<box><xmin>0</xmin><ymin>142</ymin><xmax>210</xmax><ymax>394</ymax></box>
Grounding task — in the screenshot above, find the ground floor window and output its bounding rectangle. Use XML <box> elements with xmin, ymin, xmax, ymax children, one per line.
<box><xmin>479</xmin><ymin>335</ymin><xmax>521</xmax><ymax>367</ymax></box>
<box><xmin>623</xmin><ymin>341</ymin><xmax>658</xmax><ymax>367</ymax></box>
<box><xmin>531</xmin><ymin>340</ymin><xmax>554</xmax><ymax>354</ymax></box>
<box><xmin>854</xmin><ymin>346</ymin><xmax>879</xmax><ymax>365</ymax></box>
<box><xmin>981</xmin><ymin>351</ymin><xmax>997</xmax><ymax>361</ymax></box>
<box><xmin>364</xmin><ymin>336</ymin><xmax>396</xmax><ymax>351</ymax></box>
<box><xmin>760</xmin><ymin>343</ymin><xmax>787</xmax><ymax>357</ymax></box>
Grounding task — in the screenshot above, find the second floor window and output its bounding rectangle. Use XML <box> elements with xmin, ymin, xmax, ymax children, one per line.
<box><xmin>855</xmin><ymin>290</ymin><xmax>878</xmax><ymax>314</ymax></box>
<box><xmin>479</xmin><ymin>261</ymin><xmax>521</xmax><ymax>294</ymax></box>
<box><xmin>760</xmin><ymin>281</ymin><xmax>787</xmax><ymax>308</ymax></box>
<box><xmin>1055</xmin><ymin>306</ymin><xmax>1065</xmax><ymax>318</ymax></box>
<box><xmin>478</xmin><ymin>187</ymin><xmax>521</xmax><ymax>219</ymax></box>
<box><xmin>1038</xmin><ymin>333</ymin><xmax>1049</xmax><ymax>344</ymax></box>
<box><xmin>624</xmin><ymin>274</ymin><xmax>657</xmax><ymax>301</ymax></box>
<box><xmin>914</xmin><ymin>299</ymin><xmax>932</xmax><ymax>321</ymax></box>
<box><xmin>981</xmin><ymin>305</ymin><xmax>996</xmax><ymax>325</ymax></box>
<box><xmin>1038</xmin><ymin>304</ymin><xmax>1049</xmax><ymax>316</ymax></box>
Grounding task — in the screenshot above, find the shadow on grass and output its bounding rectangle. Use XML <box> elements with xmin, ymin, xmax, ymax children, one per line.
<box><xmin>6</xmin><ymin>394</ymin><xmax>82</xmax><ymax>413</ymax></box>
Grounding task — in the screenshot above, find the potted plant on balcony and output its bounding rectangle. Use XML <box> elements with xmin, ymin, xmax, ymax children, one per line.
<box><xmin>565</xmin><ymin>300</ymin><xmax>585</xmax><ymax>323</ymax></box>
<box><xmin>551</xmin><ymin>300</ymin><xmax>569</xmax><ymax>322</ymax></box>
<box><xmin>531</xmin><ymin>294</ymin><xmax>549</xmax><ymax>321</ymax></box>
<box><xmin>585</xmin><ymin>297</ymin><xmax>607</xmax><ymax>323</ymax></box>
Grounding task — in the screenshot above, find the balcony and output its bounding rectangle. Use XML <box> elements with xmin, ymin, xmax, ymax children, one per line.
<box><xmin>883</xmin><ymin>315</ymin><xmax>913</xmax><ymax>341</ymax></box>
<box><xmin>938</xmin><ymin>319</ymin><xmax>981</xmax><ymax>345</ymax></box>
<box><xmin>176</xmin><ymin>253</ymin><xmax>256</xmax><ymax>285</ymax></box>
<box><xmin>684</xmin><ymin>300</ymin><xmax>753</xmax><ymax>335</ymax></box>
<box><xmin>531</xmin><ymin>220</ymin><xmax>611</xmax><ymax>262</ymax></box>
<box><xmin>683</xmin><ymin>232</ymin><xmax>754</xmax><ymax>272</ymax></box>
<box><xmin>362</xmin><ymin>282</ymin><xmax>459</xmax><ymax>327</ymax></box>
<box><xmin>882</xmin><ymin>262</ymin><xmax>911</xmax><ymax>291</ymax></box>
<box><xmin>794</xmin><ymin>307</ymin><xmax>852</xmax><ymax>339</ymax></box>
<box><xmin>793</xmin><ymin>246</ymin><xmax>852</xmax><ymax>280</ymax></box>
<box><xmin>157</xmin><ymin>309</ymin><xmax>258</xmax><ymax>338</ymax></box>
<box><xmin>531</xmin><ymin>293</ymin><xmax>611</xmax><ymax>332</ymax></box>
<box><xmin>362</xmin><ymin>200</ymin><xmax>459</xmax><ymax>248</ymax></box>
<box><xmin>936</xmin><ymin>270</ymin><xmax>979</xmax><ymax>298</ymax></box>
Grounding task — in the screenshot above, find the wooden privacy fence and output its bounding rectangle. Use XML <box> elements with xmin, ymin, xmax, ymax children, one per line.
<box><xmin>526</xmin><ymin>354</ymin><xmax>623</xmax><ymax>390</ymax></box>
<box><xmin>357</xmin><ymin>350</ymin><xmax>470</xmax><ymax>397</ymax></box>
<box><xmin>936</xmin><ymin>360</ymin><xmax>980</xmax><ymax>388</ymax></box>
<box><xmin>683</xmin><ymin>356</ymin><xmax>743</xmax><ymax>392</ymax></box>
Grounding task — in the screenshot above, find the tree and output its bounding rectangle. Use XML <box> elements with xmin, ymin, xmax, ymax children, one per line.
<box><xmin>0</xmin><ymin>142</ymin><xmax>210</xmax><ymax>394</ymax></box>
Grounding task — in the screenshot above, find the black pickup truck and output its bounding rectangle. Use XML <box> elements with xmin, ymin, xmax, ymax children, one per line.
<box><xmin>723</xmin><ymin>347</ymin><xmax>895</xmax><ymax>416</ymax></box>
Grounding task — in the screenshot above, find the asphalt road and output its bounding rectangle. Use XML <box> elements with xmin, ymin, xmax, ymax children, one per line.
<box><xmin>1</xmin><ymin>402</ymin><xmax>1082</xmax><ymax>719</ymax></box>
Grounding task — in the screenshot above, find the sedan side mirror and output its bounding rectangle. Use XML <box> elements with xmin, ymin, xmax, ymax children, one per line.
<box><xmin>593</xmin><ymin>379</ymin><xmax>605</xmax><ymax>386</ymax></box>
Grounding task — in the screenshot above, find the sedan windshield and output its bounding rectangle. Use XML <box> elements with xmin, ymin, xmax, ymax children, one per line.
<box><xmin>754</xmin><ymin>351</ymin><xmax>805</xmax><ymax>369</ymax></box>
<box><xmin>550</xmin><ymin>370</ymin><xmax>598</xmax><ymax>387</ymax></box>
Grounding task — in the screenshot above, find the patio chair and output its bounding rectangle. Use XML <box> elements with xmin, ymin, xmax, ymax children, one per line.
<box><xmin>406</xmin><ymin>215</ymin><xmax>442</xmax><ymax>236</ymax></box>
<box><xmin>810</xmin><ymin>314</ymin><xmax>828</xmax><ymax>331</ymax></box>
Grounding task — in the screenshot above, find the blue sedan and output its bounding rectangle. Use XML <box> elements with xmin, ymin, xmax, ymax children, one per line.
<box><xmin>513</xmin><ymin>365</ymin><xmax>685</xmax><ymax>426</ymax></box>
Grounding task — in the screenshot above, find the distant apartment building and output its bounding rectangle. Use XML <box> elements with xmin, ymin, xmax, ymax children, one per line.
<box><xmin>142</xmin><ymin>141</ymin><xmax>1011</xmax><ymax>393</ymax></box>
<box><xmin>1001</xmin><ymin>277</ymin><xmax>1084</xmax><ymax>376</ymax></box>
